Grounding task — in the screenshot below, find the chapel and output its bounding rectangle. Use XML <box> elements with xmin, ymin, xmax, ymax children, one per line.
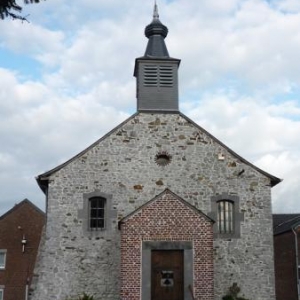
<box><xmin>30</xmin><ymin>4</ymin><xmax>281</xmax><ymax>300</ymax></box>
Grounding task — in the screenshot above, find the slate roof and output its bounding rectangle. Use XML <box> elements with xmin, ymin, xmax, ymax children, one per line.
<box><xmin>273</xmin><ymin>214</ymin><xmax>300</xmax><ymax>235</ymax></box>
<box><xmin>0</xmin><ymin>199</ymin><xmax>45</xmax><ymax>221</ymax></box>
<box><xmin>144</xmin><ymin>2</ymin><xmax>169</xmax><ymax>58</ymax></box>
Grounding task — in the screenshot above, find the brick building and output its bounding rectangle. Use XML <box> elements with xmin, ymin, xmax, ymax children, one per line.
<box><xmin>0</xmin><ymin>199</ymin><xmax>45</xmax><ymax>300</ymax></box>
<box><xmin>273</xmin><ymin>214</ymin><xmax>300</xmax><ymax>300</ymax></box>
<box><xmin>30</xmin><ymin>5</ymin><xmax>281</xmax><ymax>300</ymax></box>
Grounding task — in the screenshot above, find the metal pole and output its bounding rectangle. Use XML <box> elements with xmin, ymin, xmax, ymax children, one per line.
<box><xmin>25</xmin><ymin>284</ymin><xmax>28</xmax><ymax>300</ymax></box>
<box><xmin>292</xmin><ymin>226</ymin><xmax>300</xmax><ymax>299</ymax></box>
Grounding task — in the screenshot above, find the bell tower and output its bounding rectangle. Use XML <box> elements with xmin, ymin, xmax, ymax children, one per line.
<box><xmin>134</xmin><ymin>3</ymin><xmax>180</xmax><ymax>112</ymax></box>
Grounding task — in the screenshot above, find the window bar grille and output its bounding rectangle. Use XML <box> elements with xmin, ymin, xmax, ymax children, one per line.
<box><xmin>89</xmin><ymin>197</ymin><xmax>105</xmax><ymax>230</ymax></box>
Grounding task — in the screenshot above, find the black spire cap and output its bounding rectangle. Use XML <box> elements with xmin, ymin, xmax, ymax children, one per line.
<box><xmin>144</xmin><ymin>3</ymin><xmax>170</xmax><ymax>57</ymax></box>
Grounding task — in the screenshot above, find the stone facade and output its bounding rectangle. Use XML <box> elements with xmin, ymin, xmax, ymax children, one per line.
<box><xmin>30</xmin><ymin>112</ymin><xmax>278</xmax><ymax>300</ymax></box>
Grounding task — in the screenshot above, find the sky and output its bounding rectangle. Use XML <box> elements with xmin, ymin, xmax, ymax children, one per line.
<box><xmin>0</xmin><ymin>0</ymin><xmax>300</xmax><ymax>216</ymax></box>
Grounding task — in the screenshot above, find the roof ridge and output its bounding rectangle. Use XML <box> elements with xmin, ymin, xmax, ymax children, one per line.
<box><xmin>0</xmin><ymin>199</ymin><xmax>45</xmax><ymax>221</ymax></box>
<box><xmin>275</xmin><ymin>215</ymin><xmax>300</xmax><ymax>229</ymax></box>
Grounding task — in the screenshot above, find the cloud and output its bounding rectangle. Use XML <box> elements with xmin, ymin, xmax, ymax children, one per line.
<box><xmin>0</xmin><ymin>68</ymin><xmax>129</xmax><ymax>215</ymax></box>
<box><xmin>166</xmin><ymin>0</ymin><xmax>300</xmax><ymax>95</ymax></box>
<box><xmin>273</xmin><ymin>0</ymin><xmax>300</xmax><ymax>12</ymax></box>
<box><xmin>42</xmin><ymin>19</ymin><xmax>140</xmax><ymax>93</ymax></box>
<box><xmin>0</xmin><ymin>69</ymin><xmax>129</xmax><ymax>164</ymax></box>
<box><xmin>0</xmin><ymin>0</ymin><xmax>300</xmax><ymax>216</ymax></box>
<box><xmin>183</xmin><ymin>89</ymin><xmax>300</xmax><ymax>212</ymax></box>
<box><xmin>0</xmin><ymin>20</ymin><xmax>65</xmax><ymax>61</ymax></box>
<box><xmin>256</xmin><ymin>151</ymin><xmax>300</xmax><ymax>212</ymax></box>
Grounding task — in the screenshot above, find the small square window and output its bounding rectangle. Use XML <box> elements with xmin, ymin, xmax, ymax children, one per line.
<box><xmin>0</xmin><ymin>251</ymin><xmax>6</xmax><ymax>270</ymax></box>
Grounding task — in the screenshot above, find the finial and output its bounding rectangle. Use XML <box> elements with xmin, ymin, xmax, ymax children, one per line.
<box><xmin>145</xmin><ymin>0</ymin><xmax>168</xmax><ymax>39</ymax></box>
<box><xmin>153</xmin><ymin>0</ymin><xmax>159</xmax><ymax>20</ymax></box>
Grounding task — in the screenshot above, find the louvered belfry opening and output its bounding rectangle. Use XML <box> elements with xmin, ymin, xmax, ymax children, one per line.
<box><xmin>144</xmin><ymin>65</ymin><xmax>174</xmax><ymax>87</ymax></box>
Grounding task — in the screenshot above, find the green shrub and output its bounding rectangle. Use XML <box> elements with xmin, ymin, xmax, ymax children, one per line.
<box><xmin>222</xmin><ymin>283</ymin><xmax>249</xmax><ymax>300</ymax></box>
<box><xmin>222</xmin><ymin>296</ymin><xmax>234</xmax><ymax>300</ymax></box>
<box><xmin>65</xmin><ymin>293</ymin><xmax>95</xmax><ymax>300</ymax></box>
<box><xmin>77</xmin><ymin>294</ymin><xmax>94</xmax><ymax>300</ymax></box>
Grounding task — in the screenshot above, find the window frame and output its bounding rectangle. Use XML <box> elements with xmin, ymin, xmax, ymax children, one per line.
<box><xmin>209</xmin><ymin>194</ymin><xmax>244</xmax><ymax>239</ymax></box>
<box><xmin>0</xmin><ymin>250</ymin><xmax>7</xmax><ymax>270</ymax></box>
<box><xmin>79</xmin><ymin>191</ymin><xmax>116</xmax><ymax>236</ymax></box>
<box><xmin>0</xmin><ymin>287</ymin><xmax>4</xmax><ymax>300</ymax></box>
<box><xmin>89</xmin><ymin>196</ymin><xmax>106</xmax><ymax>230</ymax></box>
<box><xmin>217</xmin><ymin>200</ymin><xmax>234</xmax><ymax>234</ymax></box>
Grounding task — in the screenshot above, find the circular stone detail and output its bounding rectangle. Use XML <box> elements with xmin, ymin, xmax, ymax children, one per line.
<box><xmin>155</xmin><ymin>151</ymin><xmax>172</xmax><ymax>166</ymax></box>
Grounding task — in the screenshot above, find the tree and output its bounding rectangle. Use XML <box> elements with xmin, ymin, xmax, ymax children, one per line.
<box><xmin>0</xmin><ymin>0</ymin><xmax>43</xmax><ymax>21</ymax></box>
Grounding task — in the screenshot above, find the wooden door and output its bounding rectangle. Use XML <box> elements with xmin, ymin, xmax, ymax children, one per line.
<box><xmin>151</xmin><ymin>250</ymin><xmax>184</xmax><ymax>300</ymax></box>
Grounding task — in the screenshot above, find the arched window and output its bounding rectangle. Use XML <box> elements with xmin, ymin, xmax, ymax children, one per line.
<box><xmin>217</xmin><ymin>200</ymin><xmax>234</xmax><ymax>234</ymax></box>
<box><xmin>209</xmin><ymin>194</ymin><xmax>244</xmax><ymax>238</ymax></box>
<box><xmin>80</xmin><ymin>191</ymin><xmax>114</xmax><ymax>234</ymax></box>
<box><xmin>89</xmin><ymin>197</ymin><xmax>106</xmax><ymax>230</ymax></box>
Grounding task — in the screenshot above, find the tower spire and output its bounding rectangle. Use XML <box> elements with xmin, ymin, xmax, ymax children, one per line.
<box><xmin>144</xmin><ymin>2</ymin><xmax>169</xmax><ymax>57</ymax></box>
<box><xmin>153</xmin><ymin>1</ymin><xmax>159</xmax><ymax>20</ymax></box>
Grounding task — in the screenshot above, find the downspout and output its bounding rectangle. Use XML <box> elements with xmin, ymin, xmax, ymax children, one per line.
<box><xmin>25</xmin><ymin>273</ymin><xmax>30</xmax><ymax>300</ymax></box>
<box><xmin>25</xmin><ymin>283</ymin><xmax>28</xmax><ymax>300</ymax></box>
<box><xmin>292</xmin><ymin>225</ymin><xmax>300</xmax><ymax>299</ymax></box>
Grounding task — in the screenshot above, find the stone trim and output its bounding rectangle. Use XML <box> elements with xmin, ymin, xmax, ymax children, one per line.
<box><xmin>78</xmin><ymin>191</ymin><xmax>116</xmax><ymax>236</ymax></box>
<box><xmin>209</xmin><ymin>193</ymin><xmax>244</xmax><ymax>239</ymax></box>
<box><xmin>119</xmin><ymin>188</ymin><xmax>214</xmax><ymax>227</ymax></box>
<box><xmin>142</xmin><ymin>241</ymin><xmax>193</xmax><ymax>300</ymax></box>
